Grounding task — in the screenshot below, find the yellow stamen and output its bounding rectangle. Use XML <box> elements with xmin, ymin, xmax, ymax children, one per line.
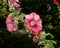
<box><xmin>30</xmin><ymin>21</ymin><xmax>35</xmax><ymax>26</ymax></box>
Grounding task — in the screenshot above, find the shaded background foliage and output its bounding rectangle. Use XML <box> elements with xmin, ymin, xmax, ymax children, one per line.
<box><xmin>0</xmin><ymin>0</ymin><xmax>60</xmax><ymax>48</ymax></box>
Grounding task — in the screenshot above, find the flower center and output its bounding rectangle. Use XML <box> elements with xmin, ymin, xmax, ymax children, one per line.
<box><xmin>30</xmin><ymin>21</ymin><xmax>35</xmax><ymax>26</ymax></box>
<box><xmin>9</xmin><ymin>0</ymin><xmax>12</xmax><ymax>1</ymax></box>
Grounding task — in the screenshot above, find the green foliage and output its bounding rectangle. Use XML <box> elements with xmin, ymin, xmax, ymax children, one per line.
<box><xmin>0</xmin><ymin>0</ymin><xmax>8</xmax><ymax>17</ymax></box>
<box><xmin>14</xmin><ymin>20</ymin><xmax>19</xmax><ymax>25</ymax></box>
<box><xmin>18</xmin><ymin>13</ymin><xmax>25</xmax><ymax>21</ymax></box>
<box><xmin>39</xmin><ymin>31</ymin><xmax>56</xmax><ymax>48</ymax></box>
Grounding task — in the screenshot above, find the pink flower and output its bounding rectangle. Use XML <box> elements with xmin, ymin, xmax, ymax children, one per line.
<box><xmin>15</xmin><ymin>4</ymin><xmax>21</xmax><ymax>12</ymax></box>
<box><xmin>8</xmin><ymin>0</ymin><xmax>19</xmax><ymax>6</ymax></box>
<box><xmin>53</xmin><ymin>0</ymin><xmax>59</xmax><ymax>4</ymax></box>
<box><xmin>6</xmin><ymin>16</ymin><xmax>18</xmax><ymax>32</ymax></box>
<box><xmin>33</xmin><ymin>36</ymin><xmax>40</xmax><ymax>42</ymax></box>
<box><xmin>15</xmin><ymin>7</ymin><xmax>21</xmax><ymax>12</ymax></box>
<box><xmin>25</xmin><ymin>13</ymin><xmax>42</xmax><ymax>36</ymax></box>
<box><xmin>7</xmin><ymin>24</ymin><xmax>18</xmax><ymax>32</ymax></box>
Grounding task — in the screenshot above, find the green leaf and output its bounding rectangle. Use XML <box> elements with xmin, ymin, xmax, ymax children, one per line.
<box><xmin>46</xmin><ymin>33</ymin><xmax>54</xmax><ymax>39</ymax></box>
<box><xmin>50</xmin><ymin>40</ymin><xmax>57</xmax><ymax>44</ymax></box>
<box><xmin>9</xmin><ymin>6</ymin><xmax>15</xmax><ymax>11</ymax></box>
<box><xmin>40</xmin><ymin>31</ymin><xmax>46</xmax><ymax>39</ymax></box>
<box><xmin>48</xmin><ymin>23</ymin><xmax>53</xmax><ymax>29</ymax></box>
<box><xmin>44</xmin><ymin>44</ymin><xmax>54</xmax><ymax>48</ymax></box>
<box><xmin>14</xmin><ymin>20</ymin><xmax>18</xmax><ymax>25</ymax></box>
<box><xmin>18</xmin><ymin>13</ymin><xmax>25</xmax><ymax>21</ymax></box>
<box><xmin>0</xmin><ymin>0</ymin><xmax>2</xmax><ymax>4</ymax></box>
<box><xmin>9</xmin><ymin>13</ymin><xmax>15</xmax><ymax>18</ymax></box>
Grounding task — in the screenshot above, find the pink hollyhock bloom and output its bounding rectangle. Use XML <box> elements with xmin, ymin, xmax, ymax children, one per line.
<box><xmin>25</xmin><ymin>13</ymin><xmax>42</xmax><ymax>36</ymax></box>
<box><xmin>53</xmin><ymin>0</ymin><xmax>59</xmax><ymax>4</ymax></box>
<box><xmin>6</xmin><ymin>16</ymin><xmax>18</xmax><ymax>32</ymax></box>
<box><xmin>8</xmin><ymin>0</ymin><xmax>19</xmax><ymax>6</ymax></box>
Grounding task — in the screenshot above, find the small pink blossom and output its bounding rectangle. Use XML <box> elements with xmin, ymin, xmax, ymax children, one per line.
<box><xmin>8</xmin><ymin>0</ymin><xmax>19</xmax><ymax>6</ymax></box>
<box><xmin>6</xmin><ymin>16</ymin><xmax>18</xmax><ymax>32</ymax></box>
<box><xmin>15</xmin><ymin>7</ymin><xmax>21</xmax><ymax>12</ymax></box>
<box><xmin>15</xmin><ymin>4</ymin><xmax>21</xmax><ymax>12</ymax></box>
<box><xmin>25</xmin><ymin>13</ymin><xmax>42</xmax><ymax>36</ymax></box>
<box><xmin>33</xmin><ymin>36</ymin><xmax>40</xmax><ymax>42</ymax></box>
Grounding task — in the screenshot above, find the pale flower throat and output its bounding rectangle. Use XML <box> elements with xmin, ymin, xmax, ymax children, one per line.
<box><xmin>30</xmin><ymin>21</ymin><xmax>35</xmax><ymax>26</ymax></box>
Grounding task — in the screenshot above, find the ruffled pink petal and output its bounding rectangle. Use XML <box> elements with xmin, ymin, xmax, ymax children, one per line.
<box><xmin>30</xmin><ymin>13</ymin><xmax>36</xmax><ymax>17</ymax></box>
<box><xmin>6</xmin><ymin>18</ymin><xmax>13</xmax><ymax>24</ymax></box>
<box><xmin>13</xmin><ymin>17</ymin><xmax>18</xmax><ymax>21</ymax></box>
<box><xmin>8</xmin><ymin>1</ymin><xmax>17</xmax><ymax>6</ymax></box>
<box><xmin>34</xmin><ymin>15</ymin><xmax>40</xmax><ymax>21</ymax></box>
<box><xmin>25</xmin><ymin>15</ymin><xmax>31</xmax><ymax>20</ymax></box>
<box><xmin>29</xmin><ymin>13</ymin><xmax>36</xmax><ymax>19</ymax></box>
<box><xmin>15</xmin><ymin>0</ymin><xmax>19</xmax><ymax>2</ymax></box>
<box><xmin>25</xmin><ymin>13</ymin><xmax>35</xmax><ymax>21</ymax></box>
<box><xmin>7</xmin><ymin>24</ymin><xmax>13</xmax><ymax>32</ymax></box>
<box><xmin>35</xmin><ymin>19</ymin><xmax>42</xmax><ymax>25</ymax></box>
<box><xmin>8</xmin><ymin>0</ymin><xmax>19</xmax><ymax>6</ymax></box>
<box><xmin>30</xmin><ymin>30</ymin><xmax>41</xmax><ymax>36</ymax></box>
<box><xmin>13</xmin><ymin>25</ymin><xmax>18</xmax><ymax>31</ymax></box>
